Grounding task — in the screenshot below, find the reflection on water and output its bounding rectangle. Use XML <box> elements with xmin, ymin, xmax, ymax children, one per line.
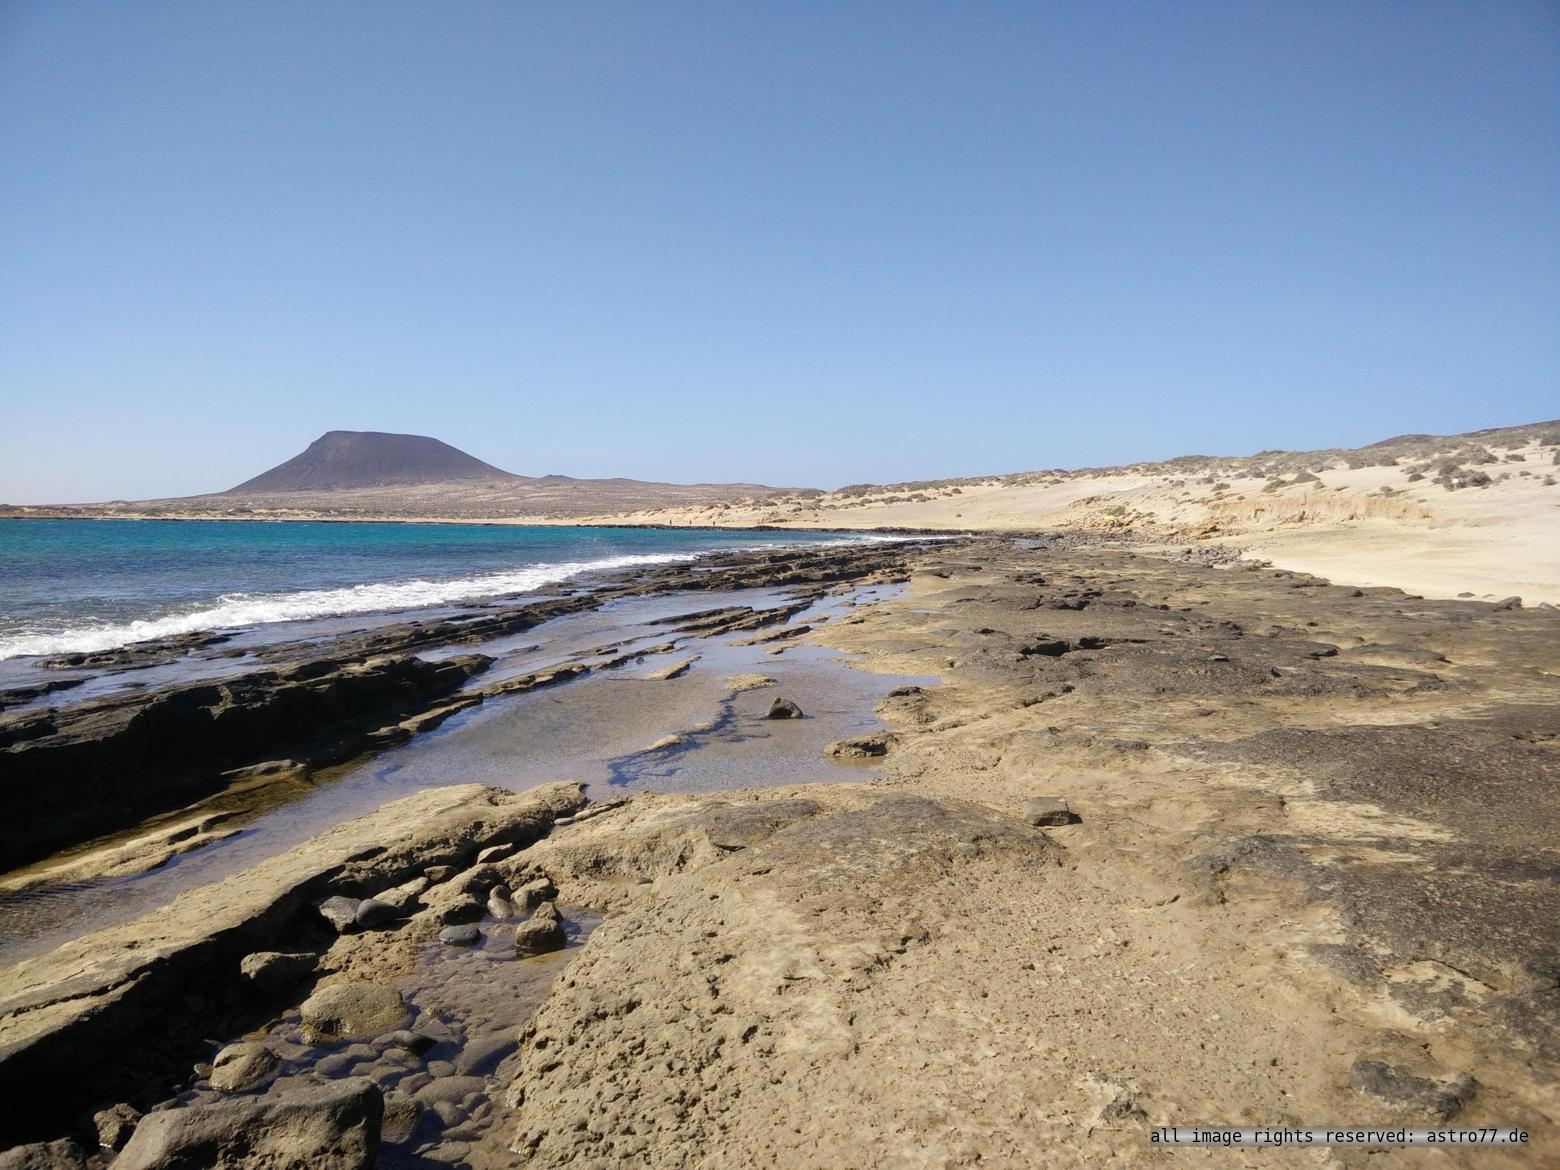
<box><xmin>0</xmin><ymin>584</ymin><xmax>931</xmax><ymax>966</ymax></box>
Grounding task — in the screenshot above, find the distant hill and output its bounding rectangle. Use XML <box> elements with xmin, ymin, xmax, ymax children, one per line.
<box><xmin>226</xmin><ymin>430</ymin><xmax>519</xmax><ymax>492</ymax></box>
<box><xmin>0</xmin><ymin>430</ymin><xmax>787</xmax><ymax>520</ymax></box>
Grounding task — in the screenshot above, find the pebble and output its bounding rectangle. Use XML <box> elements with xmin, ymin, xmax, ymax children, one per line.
<box><xmin>424</xmin><ymin>865</ymin><xmax>456</xmax><ymax>883</ymax></box>
<box><xmin>385</xmin><ymin>1029</ymin><xmax>437</xmax><ymax>1055</ymax></box>
<box><xmin>476</xmin><ymin>843</ymin><xmax>516</xmax><ymax>863</ymax></box>
<box><xmin>440</xmin><ymin>895</ymin><xmax>484</xmax><ymax>926</ymax></box>
<box><xmin>766</xmin><ymin>697</ymin><xmax>804</xmax><ymax>719</ymax></box>
<box><xmin>317</xmin><ymin>895</ymin><xmax>361</xmax><ymax>934</ymax></box>
<box><xmin>354</xmin><ymin>898</ymin><xmax>401</xmax><ymax>928</ymax></box>
<box><xmin>439</xmin><ymin>924</ymin><xmax>481</xmax><ymax>946</ymax></box>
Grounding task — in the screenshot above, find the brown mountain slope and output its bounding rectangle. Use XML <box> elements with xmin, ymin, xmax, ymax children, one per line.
<box><xmin>226</xmin><ymin>430</ymin><xmax>519</xmax><ymax>492</ymax></box>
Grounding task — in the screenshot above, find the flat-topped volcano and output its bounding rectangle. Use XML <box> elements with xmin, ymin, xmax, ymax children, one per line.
<box><xmin>226</xmin><ymin>430</ymin><xmax>520</xmax><ymax>492</ymax></box>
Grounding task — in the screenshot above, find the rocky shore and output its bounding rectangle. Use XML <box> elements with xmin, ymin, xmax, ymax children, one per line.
<box><xmin>2</xmin><ymin>536</ymin><xmax>1557</xmax><ymax>1167</ymax></box>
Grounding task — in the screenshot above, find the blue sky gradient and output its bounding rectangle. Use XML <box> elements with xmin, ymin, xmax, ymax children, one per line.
<box><xmin>3</xmin><ymin>1</ymin><xmax>1556</xmax><ymax>500</ymax></box>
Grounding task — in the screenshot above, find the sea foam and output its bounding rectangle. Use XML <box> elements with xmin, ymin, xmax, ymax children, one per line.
<box><xmin>0</xmin><ymin>536</ymin><xmax>903</xmax><ymax>661</ymax></box>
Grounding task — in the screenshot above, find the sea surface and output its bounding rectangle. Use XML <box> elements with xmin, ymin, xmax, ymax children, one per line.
<box><xmin>0</xmin><ymin>518</ymin><xmax>873</xmax><ymax>660</ymax></box>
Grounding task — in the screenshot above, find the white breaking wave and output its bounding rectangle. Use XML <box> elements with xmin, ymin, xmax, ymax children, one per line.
<box><xmin>0</xmin><ymin>535</ymin><xmax>905</xmax><ymax>661</ymax></box>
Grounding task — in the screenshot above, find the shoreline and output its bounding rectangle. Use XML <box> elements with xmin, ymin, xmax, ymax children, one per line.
<box><xmin>2</xmin><ymin>536</ymin><xmax>1557</xmax><ymax>1165</ymax></box>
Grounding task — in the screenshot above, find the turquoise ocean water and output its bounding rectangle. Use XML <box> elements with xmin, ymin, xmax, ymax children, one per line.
<box><xmin>0</xmin><ymin>519</ymin><xmax>873</xmax><ymax>660</ymax></box>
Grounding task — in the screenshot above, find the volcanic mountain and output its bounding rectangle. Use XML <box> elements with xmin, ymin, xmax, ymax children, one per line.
<box><xmin>225</xmin><ymin>430</ymin><xmax>520</xmax><ymax>493</ymax></box>
<box><xmin>10</xmin><ymin>430</ymin><xmax>787</xmax><ymax>520</ymax></box>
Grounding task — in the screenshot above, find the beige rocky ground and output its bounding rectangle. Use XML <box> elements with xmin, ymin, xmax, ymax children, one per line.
<box><xmin>2</xmin><ymin>538</ymin><xmax>1556</xmax><ymax>1168</ymax></box>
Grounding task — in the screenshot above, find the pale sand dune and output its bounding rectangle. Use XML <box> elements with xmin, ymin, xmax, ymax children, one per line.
<box><xmin>590</xmin><ymin>436</ymin><xmax>1560</xmax><ymax>603</ymax></box>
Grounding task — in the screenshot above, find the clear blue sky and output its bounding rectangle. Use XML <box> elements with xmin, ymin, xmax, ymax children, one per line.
<box><xmin>3</xmin><ymin>1</ymin><xmax>1556</xmax><ymax>501</ymax></box>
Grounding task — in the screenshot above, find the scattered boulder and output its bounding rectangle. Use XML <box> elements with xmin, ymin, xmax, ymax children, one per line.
<box><xmin>1494</xmin><ymin>596</ymin><xmax>1523</xmax><ymax>610</ymax></box>
<box><xmin>238</xmin><ymin>951</ymin><xmax>316</xmax><ymax>995</ymax></box>
<box><xmin>113</xmin><ymin>1078</ymin><xmax>383</xmax><ymax>1170</ymax></box>
<box><xmin>209</xmin><ymin>1042</ymin><xmax>281</xmax><ymax>1093</ymax></box>
<box><xmin>0</xmin><ymin>1139</ymin><xmax>86</xmax><ymax>1169</ymax></box>
<box><xmin>424</xmin><ymin>865</ymin><xmax>456</xmax><ymax>883</ymax></box>
<box><xmin>318</xmin><ymin>896</ymin><xmax>361</xmax><ymax>934</ymax></box>
<box><xmin>1022</xmin><ymin>797</ymin><xmax>1077</xmax><ymax>827</ymax></box>
<box><xmin>438</xmin><ymin>924</ymin><xmax>480</xmax><ymax>947</ymax></box>
<box><xmin>353</xmin><ymin>898</ymin><xmax>400</xmax><ymax>929</ymax></box>
<box><xmin>486</xmin><ymin>893</ymin><xmax>514</xmax><ymax>919</ymax></box>
<box><xmin>93</xmin><ymin>1103</ymin><xmax>142</xmax><ymax>1152</ymax></box>
<box><xmin>514</xmin><ymin>902</ymin><xmax>567</xmax><ymax>957</ymax></box>
<box><xmin>1348</xmin><ymin>1059</ymin><xmax>1477</xmax><ymax>1120</ymax></box>
<box><xmin>826</xmin><ymin>732</ymin><xmax>895</xmax><ymax>759</ymax></box>
<box><xmin>299</xmin><ymin>982</ymin><xmax>409</xmax><ymax>1043</ymax></box>
<box><xmin>766</xmin><ymin>698</ymin><xmax>804</xmax><ymax>719</ymax></box>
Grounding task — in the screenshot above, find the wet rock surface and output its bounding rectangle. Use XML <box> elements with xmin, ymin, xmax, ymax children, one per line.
<box><xmin>3</xmin><ymin>535</ymin><xmax>1559</xmax><ymax>1167</ymax></box>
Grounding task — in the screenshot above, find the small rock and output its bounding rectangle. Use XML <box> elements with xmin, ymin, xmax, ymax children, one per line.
<box><xmin>239</xmin><ymin>951</ymin><xmax>316</xmax><ymax>995</ymax></box>
<box><xmin>1494</xmin><ymin>596</ymin><xmax>1523</xmax><ymax>610</ymax></box>
<box><xmin>384</xmin><ymin>1029</ymin><xmax>437</xmax><ymax>1056</ymax></box>
<box><xmin>431</xmin><ymin>1101</ymin><xmax>467</xmax><ymax>1128</ymax></box>
<box><xmin>476</xmin><ymin>843</ymin><xmax>516</xmax><ymax>864</ymax></box>
<box><xmin>372</xmin><ymin>886</ymin><xmax>419</xmax><ymax>912</ymax></box>
<box><xmin>766</xmin><ymin>697</ymin><xmax>804</xmax><ymax>719</ymax></box>
<box><xmin>825</xmin><ymin>732</ymin><xmax>895</xmax><ymax>759</ymax></box>
<box><xmin>455</xmin><ymin>1033</ymin><xmax>516</xmax><ymax>1076</ymax></box>
<box><xmin>299</xmin><ymin>981</ymin><xmax>409</xmax><ymax>1043</ymax></box>
<box><xmin>1348</xmin><ymin>1059</ymin><xmax>1477</xmax><ymax>1120</ymax></box>
<box><xmin>354</xmin><ymin>898</ymin><xmax>401</xmax><ymax>929</ymax></box>
<box><xmin>646</xmin><ymin>657</ymin><xmax>696</xmax><ymax>680</ymax></box>
<box><xmin>0</xmin><ymin>1140</ymin><xmax>86</xmax><ymax>1169</ymax></box>
<box><xmin>318</xmin><ymin>895</ymin><xmax>362</xmax><ymax>934</ymax></box>
<box><xmin>209</xmin><ymin>1041</ymin><xmax>281</xmax><ymax>1092</ymax></box>
<box><xmin>489</xmin><ymin>884</ymin><xmax>512</xmax><ymax>902</ymax></box>
<box><xmin>514</xmin><ymin>902</ymin><xmax>567</xmax><ymax>957</ymax></box>
<box><xmin>93</xmin><ymin>1103</ymin><xmax>142</xmax><ymax>1151</ymax></box>
<box><xmin>440</xmin><ymin>895</ymin><xmax>484</xmax><ymax>925</ymax></box>
<box><xmin>487</xmin><ymin>895</ymin><xmax>514</xmax><ymax>919</ymax></box>
<box><xmin>1023</xmin><ymin>797</ymin><xmax>1077</xmax><ymax>827</ymax></box>
<box><xmin>424</xmin><ymin>865</ymin><xmax>456</xmax><ymax>883</ymax></box>
<box><xmin>645</xmin><ymin>734</ymin><xmax>688</xmax><ymax>751</ymax></box>
<box><xmin>439</xmin><ymin>924</ymin><xmax>481</xmax><ymax>946</ymax></box>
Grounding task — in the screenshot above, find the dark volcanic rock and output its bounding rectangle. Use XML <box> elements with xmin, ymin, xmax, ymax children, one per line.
<box><xmin>766</xmin><ymin>697</ymin><xmax>804</xmax><ymax>719</ymax></box>
<box><xmin>0</xmin><ymin>652</ymin><xmax>492</xmax><ymax>868</ymax></box>
<box><xmin>1348</xmin><ymin>1060</ymin><xmax>1477</xmax><ymax>1120</ymax></box>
